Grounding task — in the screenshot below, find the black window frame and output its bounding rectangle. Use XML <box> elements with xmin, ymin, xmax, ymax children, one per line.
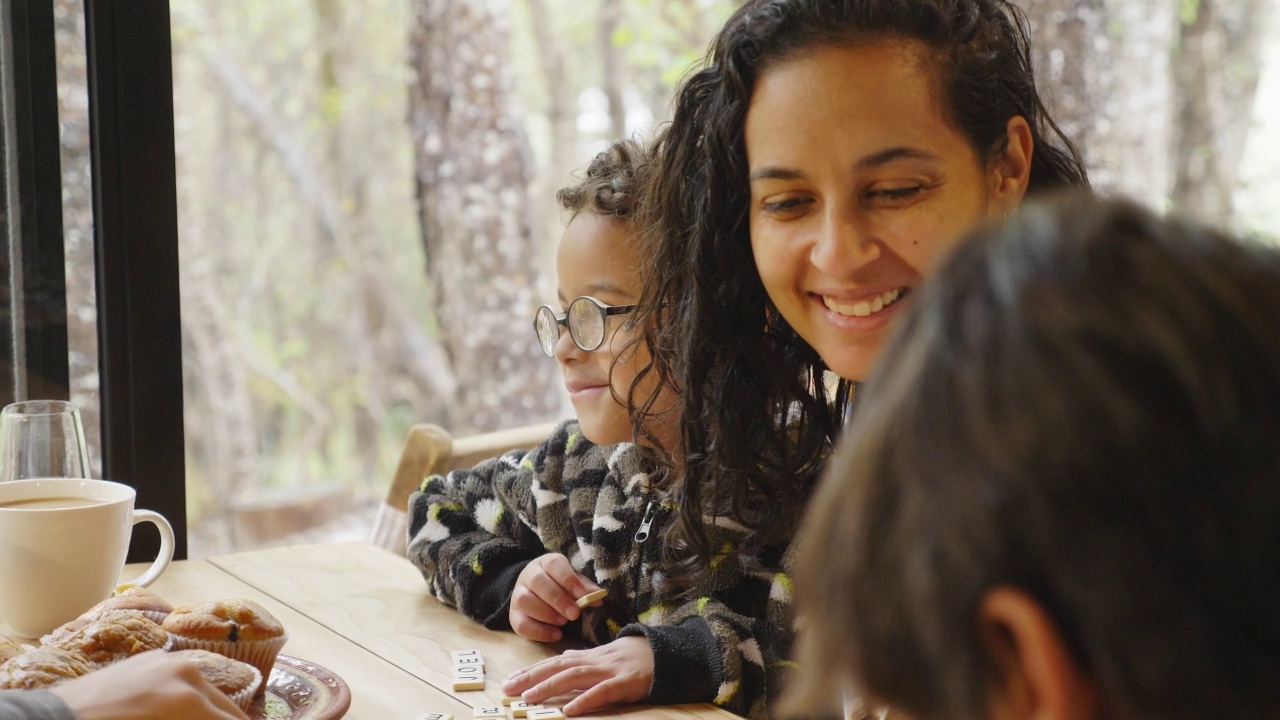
<box><xmin>86</xmin><ymin>0</ymin><xmax>187</xmax><ymax>561</ymax></box>
<box><xmin>1</xmin><ymin>0</ymin><xmax>69</xmax><ymax>404</ymax></box>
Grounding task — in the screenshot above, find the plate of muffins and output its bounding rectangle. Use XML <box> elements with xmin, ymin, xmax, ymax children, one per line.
<box><xmin>0</xmin><ymin>586</ymin><xmax>351</xmax><ymax>720</ymax></box>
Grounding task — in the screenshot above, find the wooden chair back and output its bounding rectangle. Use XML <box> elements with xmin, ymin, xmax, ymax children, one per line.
<box><xmin>371</xmin><ymin>420</ymin><xmax>561</xmax><ymax>554</ymax></box>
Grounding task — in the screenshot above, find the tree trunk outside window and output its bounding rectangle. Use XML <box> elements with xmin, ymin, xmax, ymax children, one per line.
<box><xmin>409</xmin><ymin>0</ymin><xmax>561</xmax><ymax>435</ymax></box>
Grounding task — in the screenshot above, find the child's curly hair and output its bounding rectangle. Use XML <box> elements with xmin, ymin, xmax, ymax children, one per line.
<box><xmin>556</xmin><ymin>139</ymin><xmax>650</xmax><ymax>219</ymax></box>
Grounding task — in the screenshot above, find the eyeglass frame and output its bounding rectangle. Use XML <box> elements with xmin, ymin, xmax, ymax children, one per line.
<box><xmin>533</xmin><ymin>295</ymin><xmax>638</xmax><ymax>357</ymax></box>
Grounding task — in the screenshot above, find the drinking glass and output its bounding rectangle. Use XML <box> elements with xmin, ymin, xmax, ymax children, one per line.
<box><xmin>0</xmin><ymin>400</ymin><xmax>91</xmax><ymax>481</ymax></box>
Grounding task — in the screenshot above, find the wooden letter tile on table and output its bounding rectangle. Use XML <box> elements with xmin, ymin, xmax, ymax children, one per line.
<box><xmin>452</xmin><ymin>676</ymin><xmax>485</xmax><ymax>691</ymax></box>
<box><xmin>452</xmin><ymin>649</ymin><xmax>485</xmax><ymax>669</ymax></box>
<box><xmin>527</xmin><ymin>709</ymin><xmax>565</xmax><ymax>720</ymax></box>
<box><xmin>510</xmin><ymin>701</ymin><xmax>539</xmax><ymax>718</ymax></box>
<box><xmin>473</xmin><ymin>707</ymin><xmax>505</xmax><ymax>719</ymax></box>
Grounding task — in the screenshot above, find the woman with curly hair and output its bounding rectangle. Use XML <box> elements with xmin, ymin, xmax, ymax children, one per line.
<box><xmin>505</xmin><ymin>0</ymin><xmax>1090</xmax><ymax>718</ymax></box>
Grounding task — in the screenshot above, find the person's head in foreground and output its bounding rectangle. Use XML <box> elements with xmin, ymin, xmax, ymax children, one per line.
<box><xmin>629</xmin><ymin>0</ymin><xmax>1089</xmax><ymax>589</ymax></box>
<box><xmin>787</xmin><ymin>194</ymin><xmax>1280</xmax><ymax>720</ymax></box>
<box><xmin>536</xmin><ymin>138</ymin><xmax>676</xmax><ymax>449</ymax></box>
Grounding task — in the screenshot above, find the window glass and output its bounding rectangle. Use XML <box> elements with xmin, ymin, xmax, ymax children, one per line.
<box><xmin>169</xmin><ymin>0</ymin><xmax>735</xmax><ymax>556</ymax></box>
<box><xmin>54</xmin><ymin>0</ymin><xmax>100</xmax><ymax>475</ymax></box>
<box><xmin>157</xmin><ymin>1</ymin><xmax>1280</xmax><ymax>557</ymax></box>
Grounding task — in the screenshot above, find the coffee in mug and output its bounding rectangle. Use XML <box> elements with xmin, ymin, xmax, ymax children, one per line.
<box><xmin>0</xmin><ymin>478</ymin><xmax>174</xmax><ymax>638</ymax></box>
<box><xmin>0</xmin><ymin>496</ymin><xmax>107</xmax><ymax>510</ymax></box>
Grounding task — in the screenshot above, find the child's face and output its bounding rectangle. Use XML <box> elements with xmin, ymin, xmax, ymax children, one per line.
<box><xmin>552</xmin><ymin>212</ymin><xmax>651</xmax><ymax>446</ymax></box>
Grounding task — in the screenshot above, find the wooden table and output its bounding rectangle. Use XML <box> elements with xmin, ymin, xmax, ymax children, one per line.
<box><xmin>129</xmin><ymin>541</ymin><xmax>738</xmax><ymax>720</ymax></box>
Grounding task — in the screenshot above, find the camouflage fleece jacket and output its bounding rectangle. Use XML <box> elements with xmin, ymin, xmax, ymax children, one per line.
<box><xmin>405</xmin><ymin>419</ymin><xmax>798</xmax><ymax>720</ymax></box>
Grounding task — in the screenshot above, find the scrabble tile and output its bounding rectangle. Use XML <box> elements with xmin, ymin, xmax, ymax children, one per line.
<box><xmin>472</xmin><ymin>707</ymin><xmax>505</xmax><ymax>719</ymax></box>
<box><xmin>452</xmin><ymin>676</ymin><xmax>485</xmax><ymax>691</ymax></box>
<box><xmin>419</xmin><ymin>714</ymin><xmax>454</xmax><ymax>720</ymax></box>
<box><xmin>451</xmin><ymin>648</ymin><xmax>483</xmax><ymax>661</ymax></box>
<box><xmin>501</xmin><ymin>696</ymin><xmax>521</xmax><ymax>706</ymax></box>
<box><xmin>575</xmin><ymin>588</ymin><xmax>609</xmax><ymax>608</ymax></box>
<box><xmin>510</xmin><ymin>701</ymin><xmax>539</xmax><ymax>717</ymax></box>
<box><xmin>455</xmin><ymin>654</ymin><xmax>485</xmax><ymax>668</ymax></box>
<box><xmin>527</xmin><ymin>709</ymin><xmax>564</xmax><ymax>720</ymax></box>
<box><xmin>453</xmin><ymin>664</ymin><xmax>484</xmax><ymax>678</ymax></box>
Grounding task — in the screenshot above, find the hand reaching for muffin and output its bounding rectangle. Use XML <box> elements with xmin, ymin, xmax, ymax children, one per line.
<box><xmin>50</xmin><ymin>649</ymin><xmax>250</xmax><ymax>720</ymax></box>
<box><xmin>0</xmin><ymin>586</ymin><xmax>287</xmax><ymax>718</ymax></box>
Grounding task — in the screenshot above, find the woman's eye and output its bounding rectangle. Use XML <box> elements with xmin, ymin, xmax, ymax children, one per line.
<box><xmin>761</xmin><ymin>197</ymin><xmax>812</xmax><ymax>214</ymax></box>
<box><xmin>866</xmin><ymin>185</ymin><xmax>924</xmax><ymax>202</ymax></box>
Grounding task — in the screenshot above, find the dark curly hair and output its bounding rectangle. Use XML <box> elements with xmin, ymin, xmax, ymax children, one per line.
<box><xmin>789</xmin><ymin>194</ymin><xmax>1280</xmax><ymax>720</ymax></box>
<box><xmin>556</xmin><ymin>139</ymin><xmax>649</xmax><ymax>219</ymax></box>
<box><xmin>631</xmin><ymin>0</ymin><xmax>1092</xmax><ymax>598</ymax></box>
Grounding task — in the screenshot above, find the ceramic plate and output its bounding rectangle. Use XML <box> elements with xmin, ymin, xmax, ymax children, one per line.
<box><xmin>250</xmin><ymin>654</ymin><xmax>352</xmax><ymax>720</ymax></box>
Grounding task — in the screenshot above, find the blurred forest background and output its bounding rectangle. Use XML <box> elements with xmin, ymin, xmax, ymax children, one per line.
<box><xmin>51</xmin><ymin>0</ymin><xmax>1280</xmax><ymax>556</ymax></box>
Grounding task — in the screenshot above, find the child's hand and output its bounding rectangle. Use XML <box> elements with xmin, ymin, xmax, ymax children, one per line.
<box><xmin>510</xmin><ymin>553</ymin><xmax>603</xmax><ymax>642</ymax></box>
<box><xmin>502</xmin><ymin>636</ymin><xmax>653</xmax><ymax>715</ymax></box>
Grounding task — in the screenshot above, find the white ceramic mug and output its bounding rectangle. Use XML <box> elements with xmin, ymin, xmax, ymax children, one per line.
<box><xmin>0</xmin><ymin>478</ymin><xmax>174</xmax><ymax>638</ymax></box>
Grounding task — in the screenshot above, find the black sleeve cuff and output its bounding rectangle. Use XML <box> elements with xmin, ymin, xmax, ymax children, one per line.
<box><xmin>617</xmin><ymin>616</ymin><xmax>722</xmax><ymax>704</ymax></box>
<box><xmin>475</xmin><ymin>559</ymin><xmax>533</xmax><ymax>630</ymax></box>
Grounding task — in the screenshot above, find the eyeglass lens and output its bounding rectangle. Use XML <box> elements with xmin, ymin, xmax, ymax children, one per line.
<box><xmin>567</xmin><ymin>298</ymin><xmax>606</xmax><ymax>351</ymax></box>
<box><xmin>534</xmin><ymin>306</ymin><xmax>559</xmax><ymax>357</ymax></box>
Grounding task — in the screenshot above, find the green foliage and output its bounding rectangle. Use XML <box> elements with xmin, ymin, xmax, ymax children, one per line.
<box><xmin>1180</xmin><ymin>0</ymin><xmax>1200</xmax><ymax>26</ymax></box>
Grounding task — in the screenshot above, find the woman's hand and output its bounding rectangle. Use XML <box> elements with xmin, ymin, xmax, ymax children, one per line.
<box><xmin>51</xmin><ymin>649</ymin><xmax>250</xmax><ymax>720</ymax></box>
<box><xmin>502</xmin><ymin>636</ymin><xmax>653</xmax><ymax>716</ymax></box>
<box><xmin>510</xmin><ymin>553</ymin><xmax>603</xmax><ymax>642</ymax></box>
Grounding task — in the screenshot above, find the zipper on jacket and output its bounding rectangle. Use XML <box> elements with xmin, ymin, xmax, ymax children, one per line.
<box><xmin>634</xmin><ymin>501</ymin><xmax>657</xmax><ymax>543</ymax></box>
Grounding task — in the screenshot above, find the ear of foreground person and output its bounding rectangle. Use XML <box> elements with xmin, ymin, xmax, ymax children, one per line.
<box><xmin>784</xmin><ymin>193</ymin><xmax>1280</xmax><ymax>720</ymax></box>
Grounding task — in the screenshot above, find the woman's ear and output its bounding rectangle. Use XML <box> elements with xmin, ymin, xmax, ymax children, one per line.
<box><xmin>989</xmin><ymin>116</ymin><xmax>1034</xmax><ymax>215</ymax></box>
<box><xmin>978</xmin><ymin>587</ymin><xmax>1098</xmax><ymax>720</ymax></box>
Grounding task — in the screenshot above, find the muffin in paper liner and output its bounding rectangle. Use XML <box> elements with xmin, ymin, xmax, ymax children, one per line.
<box><xmin>47</xmin><ymin>612</ymin><xmax>170</xmax><ymax>666</ymax></box>
<box><xmin>230</xmin><ymin>665</ymin><xmax>263</xmax><ymax>711</ymax></box>
<box><xmin>229</xmin><ymin>666</ymin><xmax>263</xmax><ymax>707</ymax></box>
<box><xmin>166</xmin><ymin>634</ymin><xmax>286</xmax><ymax>694</ymax></box>
<box><xmin>43</xmin><ymin>609</ymin><xmax>171</xmax><ymax>647</ymax></box>
<box><xmin>162</xmin><ymin>598</ymin><xmax>287</xmax><ymax>694</ymax></box>
<box><xmin>82</xmin><ymin>585</ymin><xmax>174</xmax><ymax>626</ymax></box>
<box><xmin>0</xmin><ymin>646</ymin><xmax>95</xmax><ymax>689</ymax></box>
<box><xmin>170</xmin><ymin>648</ymin><xmax>262</xmax><ymax>711</ymax></box>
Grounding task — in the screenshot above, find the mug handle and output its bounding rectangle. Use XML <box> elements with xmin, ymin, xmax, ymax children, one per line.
<box><xmin>119</xmin><ymin>510</ymin><xmax>175</xmax><ymax>588</ymax></box>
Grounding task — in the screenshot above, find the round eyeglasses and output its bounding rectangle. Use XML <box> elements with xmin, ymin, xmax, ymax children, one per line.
<box><xmin>534</xmin><ymin>296</ymin><xmax>637</xmax><ymax>357</ymax></box>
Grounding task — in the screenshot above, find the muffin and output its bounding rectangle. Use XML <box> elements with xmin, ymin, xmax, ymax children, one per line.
<box><xmin>84</xmin><ymin>585</ymin><xmax>174</xmax><ymax>625</ymax></box>
<box><xmin>170</xmin><ymin>649</ymin><xmax>262</xmax><ymax>712</ymax></box>
<box><xmin>48</xmin><ymin>612</ymin><xmax>170</xmax><ymax>665</ymax></box>
<box><xmin>0</xmin><ymin>636</ymin><xmax>25</xmax><ymax>664</ymax></box>
<box><xmin>40</xmin><ymin>615</ymin><xmax>97</xmax><ymax>647</ymax></box>
<box><xmin>162</xmin><ymin>598</ymin><xmax>287</xmax><ymax>693</ymax></box>
<box><xmin>0</xmin><ymin>646</ymin><xmax>95</xmax><ymax>689</ymax></box>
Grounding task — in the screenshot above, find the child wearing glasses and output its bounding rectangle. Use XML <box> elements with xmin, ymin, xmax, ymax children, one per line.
<box><xmin>786</xmin><ymin>194</ymin><xmax>1280</xmax><ymax>720</ymax></box>
<box><xmin>408</xmin><ymin>139</ymin><xmax>702</xmax><ymax>715</ymax></box>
